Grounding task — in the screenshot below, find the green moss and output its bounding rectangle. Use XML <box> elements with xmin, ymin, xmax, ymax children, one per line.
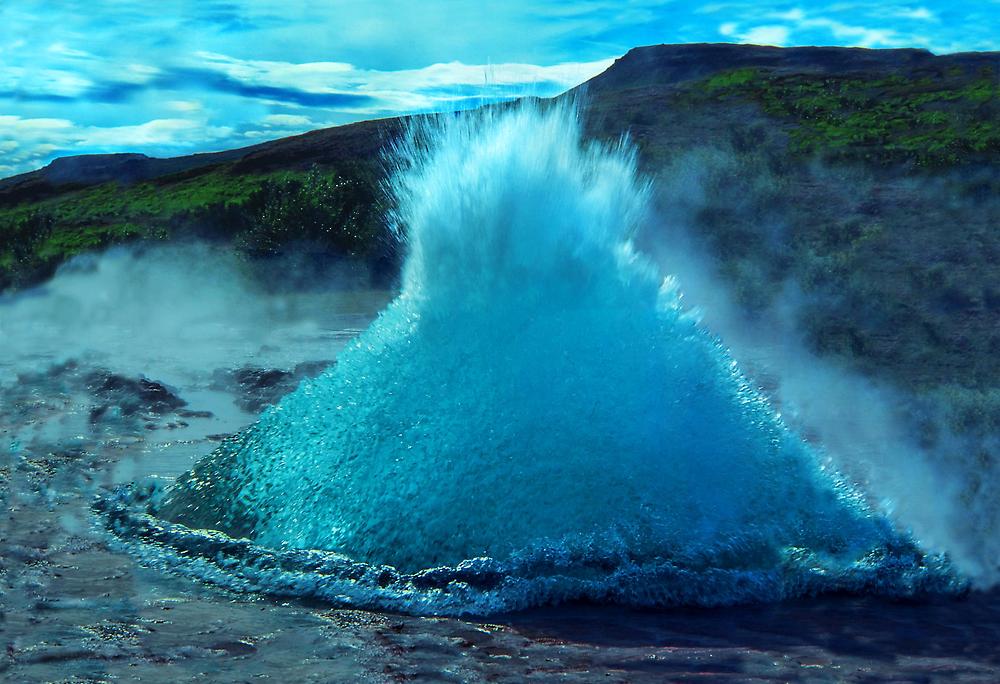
<box><xmin>0</xmin><ymin>163</ymin><xmax>383</xmax><ymax>290</ymax></box>
<box><xmin>961</xmin><ymin>77</ymin><xmax>997</xmax><ymax>103</ymax></box>
<box><xmin>692</xmin><ymin>66</ymin><xmax>999</xmax><ymax>166</ymax></box>
<box><xmin>704</xmin><ymin>67</ymin><xmax>761</xmax><ymax>90</ymax></box>
<box><xmin>35</xmin><ymin>223</ymin><xmax>144</xmax><ymax>260</ymax></box>
<box><xmin>40</xmin><ymin>169</ymin><xmax>288</xmax><ymax>227</ymax></box>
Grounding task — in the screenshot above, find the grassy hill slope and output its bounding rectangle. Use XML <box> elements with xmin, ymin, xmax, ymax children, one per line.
<box><xmin>1</xmin><ymin>44</ymin><xmax>997</xmax><ymax>433</ymax></box>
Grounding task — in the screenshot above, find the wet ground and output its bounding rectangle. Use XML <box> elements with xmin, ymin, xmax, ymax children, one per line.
<box><xmin>4</xmin><ymin>445</ymin><xmax>999</xmax><ymax>684</ymax></box>
<box><xmin>3</xmin><ymin>288</ymin><xmax>999</xmax><ymax>683</ymax></box>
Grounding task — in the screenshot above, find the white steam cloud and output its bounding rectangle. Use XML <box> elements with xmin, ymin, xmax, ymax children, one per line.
<box><xmin>0</xmin><ymin>244</ymin><xmax>387</xmax><ymax>388</ymax></box>
<box><xmin>647</xmin><ymin>147</ymin><xmax>999</xmax><ymax>588</ymax></box>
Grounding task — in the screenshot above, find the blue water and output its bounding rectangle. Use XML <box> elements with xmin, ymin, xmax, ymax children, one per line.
<box><xmin>107</xmin><ymin>103</ymin><xmax>958</xmax><ymax>615</ymax></box>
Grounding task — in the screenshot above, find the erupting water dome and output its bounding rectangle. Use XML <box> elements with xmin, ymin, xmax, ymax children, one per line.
<box><xmin>108</xmin><ymin>103</ymin><xmax>956</xmax><ymax>615</ymax></box>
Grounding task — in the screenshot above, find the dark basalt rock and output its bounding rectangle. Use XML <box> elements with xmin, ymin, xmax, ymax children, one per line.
<box><xmin>84</xmin><ymin>371</ymin><xmax>187</xmax><ymax>416</ymax></box>
<box><xmin>211</xmin><ymin>360</ymin><xmax>332</xmax><ymax>412</ymax></box>
<box><xmin>177</xmin><ymin>408</ymin><xmax>214</xmax><ymax>419</ymax></box>
<box><xmin>3</xmin><ymin>360</ymin><xmax>216</xmax><ymax>442</ymax></box>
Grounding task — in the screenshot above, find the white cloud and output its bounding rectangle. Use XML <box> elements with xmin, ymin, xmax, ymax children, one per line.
<box><xmin>21</xmin><ymin>143</ymin><xmax>60</xmax><ymax>160</ymax></box>
<box><xmin>738</xmin><ymin>25</ymin><xmax>791</xmax><ymax>46</ymax></box>
<box><xmin>0</xmin><ymin>114</ymin><xmax>234</xmax><ymax>170</ymax></box>
<box><xmin>193</xmin><ymin>50</ymin><xmax>613</xmax><ymax>91</ymax></box>
<box><xmin>773</xmin><ymin>8</ymin><xmax>806</xmax><ymax>21</ymax></box>
<box><xmin>11</xmin><ymin>69</ymin><xmax>94</xmax><ymax>97</ymax></box>
<box><xmin>47</xmin><ymin>43</ymin><xmax>95</xmax><ymax>59</ymax></box>
<box><xmin>43</xmin><ymin>70</ymin><xmax>93</xmax><ymax>96</ymax></box>
<box><xmin>193</xmin><ymin>51</ymin><xmax>354</xmax><ymax>94</ymax></box>
<box><xmin>261</xmin><ymin>114</ymin><xmax>313</xmax><ymax>127</ymax></box>
<box><xmin>0</xmin><ymin>116</ymin><xmax>76</xmax><ymax>136</ymax></box>
<box><xmin>0</xmin><ymin>48</ymin><xmax>616</xmax><ymax>175</ymax></box>
<box><xmin>803</xmin><ymin>17</ymin><xmax>898</xmax><ymax>47</ymax></box>
<box><xmin>738</xmin><ymin>9</ymin><xmax>904</xmax><ymax>49</ymax></box>
<box><xmin>241</xmin><ymin>130</ymin><xmax>273</xmax><ymax>139</ymax></box>
<box><xmin>166</xmin><ymin>100</ymin><xmax>203</xmax><ymax>112</ymax></box>
<box><xmin>120</xmin><ymin>63</ymin><xmax>162</xmax><ymax>84</ymax></box>
<box><xmin>82</xmin><ymin>119</ymin><xmax>234</xmax><ymax>147</ymax></box>
<box><xmin>895</xmin><ymin>7</ymin><xmax>935</xmax><ymax>21</ymax></box>
<box><xmin>189</xmin><ymin>51</ymin><xmax>615</xmax><ymax>114</ymax></box>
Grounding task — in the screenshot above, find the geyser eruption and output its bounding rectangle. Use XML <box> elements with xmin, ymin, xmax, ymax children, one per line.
<box><xmin>108</xmin><ymin>103</ymin><xmax>957</xmax><ymax>614</ymax></box>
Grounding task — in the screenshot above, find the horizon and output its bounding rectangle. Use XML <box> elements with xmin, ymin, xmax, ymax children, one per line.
<box><xmin>1</xmin><ymin>0</ymin><xmax>997</xmax><ymax>178</ymax></box>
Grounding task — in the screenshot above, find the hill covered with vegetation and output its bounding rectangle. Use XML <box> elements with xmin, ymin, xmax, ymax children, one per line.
<box><xmin>1</xmin><ymin>43</ymin><xmax>997</xmax><ymax>436</ymax></box>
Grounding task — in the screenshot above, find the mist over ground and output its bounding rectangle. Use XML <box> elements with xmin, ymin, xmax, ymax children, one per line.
<box><xmin>1</xmin><ymin>136</ymin><xmax>995</xmax><ymax>589</ymax></box>
<box><xmin>0</xmin><ymin>244</ymin><xmax>387</xmax><ymax>386</ymax></box>
<box><xmin>644</xmin><ymin>144</ymin><xmax>999</xmax><ymax>586</ymax></box>
<box><xmin>3</xmin><ymin>116</ymin><xmax>998</xmax><ymax>590</ymax></box>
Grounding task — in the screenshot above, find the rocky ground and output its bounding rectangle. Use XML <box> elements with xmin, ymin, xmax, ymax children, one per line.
<box><xmin>2</xmin><ymin>326</ymin><xmax>999</xmax><ymax>683</ymax></box>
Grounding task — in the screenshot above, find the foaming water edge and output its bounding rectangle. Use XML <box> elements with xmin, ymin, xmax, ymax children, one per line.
<box><xmin>99</xmin><ymin>102</ymin><xmax>965</xmax><ymax>615</ymax></box>
<box><xmin>100</xmin><ymin>482</ymin><xmax>960</xmax><ymax>616</ymax></box>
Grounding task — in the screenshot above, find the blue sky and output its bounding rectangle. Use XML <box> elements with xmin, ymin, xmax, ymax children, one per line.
<box><xmin>0</xmin><ymin>0</ymin><xmax>996</xmax><ymax>177</ymax></box>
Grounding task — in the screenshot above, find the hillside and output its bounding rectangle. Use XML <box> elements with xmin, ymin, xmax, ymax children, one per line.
<box><xmin>1</xmin><ymin>43</ymin><xmax>998</xmax><ymax>432</ymax></box>
<box><xmin>0</xmin><ymin>116</ymin><xmax>402</xmax><ymax>289</ymax></box>
<box><xmin>573</xmin><ymin>44</ymin><xmax>999</xmax><ymax>397</ymax></box>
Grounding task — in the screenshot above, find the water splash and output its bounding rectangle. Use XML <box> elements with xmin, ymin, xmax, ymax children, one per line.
<box><xmin>105</xmin><ymin>103</ymin><xmax>959</xmax><ymax>614</ymax></box>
